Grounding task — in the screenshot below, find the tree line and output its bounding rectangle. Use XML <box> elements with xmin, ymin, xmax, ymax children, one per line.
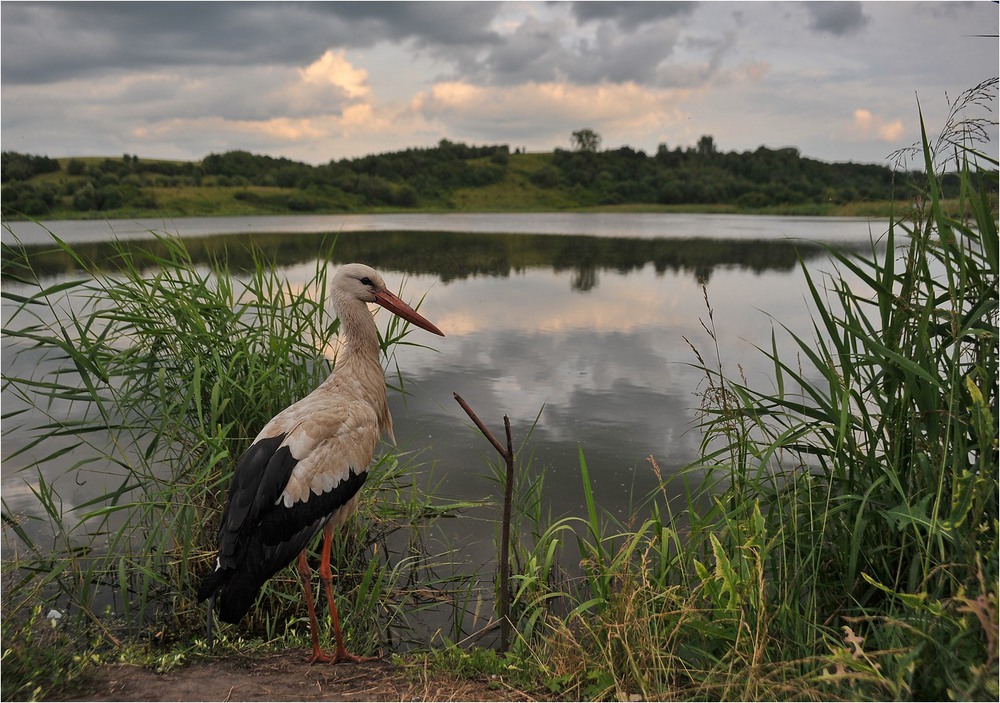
<box><xmin>2</xmin><ymin>134</ymin><xmax>991</xmax><ymax>218</ymax></box>
<box><xmin>548</xmin><ymin>141</ymin><xmax>905</xmax><ymax>207</ymax></box>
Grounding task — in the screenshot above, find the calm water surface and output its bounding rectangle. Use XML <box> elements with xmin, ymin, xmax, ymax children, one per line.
<box><xmin>1</xmin><ymin>213</ymin><xmax>889</xmax><ymax>638</ymax></box>
<box><xmin>2</xmin><ymin>211</ymin><xmax>884</xmax><ymax>245</ymax></box>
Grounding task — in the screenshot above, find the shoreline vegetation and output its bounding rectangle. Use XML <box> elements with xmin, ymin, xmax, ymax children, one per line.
<box><xmin>3</xmin><ymin>84</ymin><xmax>999</xmax><ymax>701</ymax></box>
<box><xmin>3</xmin><ymin>130</ymin><xmax>995</xmax><ymax>223</ymax></box>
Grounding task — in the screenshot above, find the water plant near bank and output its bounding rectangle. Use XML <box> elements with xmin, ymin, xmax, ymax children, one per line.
<box><xmin>482</xmin><ymin>90</ymin><xmax>997</xmax><ymax>700</ymax></box>
<box><xmin>1</xmin><ymin>233</ymin><xmax>479</xmax><ymax>698</ymax></box>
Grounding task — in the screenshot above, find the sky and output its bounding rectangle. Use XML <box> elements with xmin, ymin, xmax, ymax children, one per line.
<box><xmin>2</xmin><ymin>1</ymin><xmax>997</xmax><ymax>167</ymax></box>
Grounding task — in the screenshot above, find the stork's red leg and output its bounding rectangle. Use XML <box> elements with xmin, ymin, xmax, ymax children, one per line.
<box><xmin>318</xmin><ymin>525</ymin><xmax>377</xmax><ymax>663</ymax></box>
<box><xmin>297</xmin><ymin>549</ymin><xmax>332</xmax><ymax>664</ymax></box>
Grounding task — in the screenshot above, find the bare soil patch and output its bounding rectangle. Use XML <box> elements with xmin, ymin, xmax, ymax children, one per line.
<box><xmin>63</xmin><ymin>652</ymin><xmax>534</xmax><ymax>702</ymax></box>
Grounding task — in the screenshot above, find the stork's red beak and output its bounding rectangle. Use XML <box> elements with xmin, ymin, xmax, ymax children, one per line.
<box><xmin>372</xmin><ymin>288</ymin><xmax>445</xmax><ymax>337</ymax></box>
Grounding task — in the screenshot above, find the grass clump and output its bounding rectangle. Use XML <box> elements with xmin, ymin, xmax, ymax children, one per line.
<box><xmin>1</xmin><ymin>231</ymin><xmax>466</xmax><ymax>697</ymax></box>
<box><xmin>2</xmin><ymin>234</ymin><xmax>343</xmax><ymax>630</ymax></box>
<box><xmin>475</xmin><ymin>82</ymin><xmax>998</xmax><ymax>701</ymax></box>
<box><xmin>0</xmin><ymin>604</ymin><xmax>100</xmax><ymax>701</ymax></box>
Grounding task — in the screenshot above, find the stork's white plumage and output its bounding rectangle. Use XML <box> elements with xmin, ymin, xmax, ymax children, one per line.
<box><xmin>197</xmin><ymin>263</ymin><xmax>443</xmax><ymax>663</ymax></box>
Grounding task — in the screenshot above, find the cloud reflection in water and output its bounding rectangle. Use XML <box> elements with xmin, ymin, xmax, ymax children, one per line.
<box><xmin>2</xmin><ymin>220</ymin><xmax>883</xmax><ymax>581</ymax></box>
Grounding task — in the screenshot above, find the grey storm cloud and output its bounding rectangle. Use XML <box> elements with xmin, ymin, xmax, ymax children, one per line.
<box><xmin>447</xmin><ymin>2</ymin><xmax>705</xmax><ymax>88</ymax></box>
<box><xmin>0</xmin><ymin>1</ymin><xmax>504</xmax><ymax>85</ymax></box>
<box><xmin>571</xmin><ymin>1</ymin><xmax>698</xmax><ymax>30</ymax></box>
<box><xmin>801</xmin><ymin>1</ymin><xmax>870</xmax><ymax>36</ymax></box>
<box><xmin>2</xmin><ymin>1</ymin><xmax>708</xmax><ymax>90</ymax></box>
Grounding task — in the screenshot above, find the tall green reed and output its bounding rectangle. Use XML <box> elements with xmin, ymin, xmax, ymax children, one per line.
<box><xmin>1</xmin><ymin>231</ymin><xmax>461</xmax><ymax>650</ymax></box>
<box><xmin>494</xmin><ymin>83</ymin><xmax>997</xmax><ymax>700</ymax></box>
<box><xmin>686</xmin><ymin>86</ymin><xmax>998</xmax><ymax>699</ymax></box>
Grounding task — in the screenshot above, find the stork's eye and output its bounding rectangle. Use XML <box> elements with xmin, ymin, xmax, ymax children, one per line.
<box><xmin>360</xmin><ymin>277</ymin><xmax>374</xmax><ymax>287</ymax></box>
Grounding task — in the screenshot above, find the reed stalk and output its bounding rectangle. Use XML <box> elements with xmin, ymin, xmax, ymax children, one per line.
<box><xmin>491</xmin><ymin>81</ymin><xmax>997</xmax><ymax>701</ymax></box>
<box><xmin>1</xmin><ymin>232</ymin><xmax>466</xmax><ymax>656</ymax></box>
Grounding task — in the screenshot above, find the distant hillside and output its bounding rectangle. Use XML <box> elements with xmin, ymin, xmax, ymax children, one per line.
<box><xmin>1</xmin><ymin>138</ymin><xmax>992</xmax><ymax>220</ymax></box>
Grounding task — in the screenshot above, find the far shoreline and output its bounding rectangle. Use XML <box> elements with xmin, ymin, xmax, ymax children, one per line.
<box><xmin>2</xmin><ymin>199</ymin><xmax>906</xmax><ymax>224</ymax></box>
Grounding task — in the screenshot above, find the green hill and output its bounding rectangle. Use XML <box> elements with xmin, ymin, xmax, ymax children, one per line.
<box><xmin>2</xmin><ymin>139</ymin><xmax>993</xmax><ymax>220</ymax></box>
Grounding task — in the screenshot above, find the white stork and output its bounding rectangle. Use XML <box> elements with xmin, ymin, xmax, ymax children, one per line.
<box><xmin>197</xmin><ymin>263</ymin><xmax>444</xmax><ymax>663</ymax></box>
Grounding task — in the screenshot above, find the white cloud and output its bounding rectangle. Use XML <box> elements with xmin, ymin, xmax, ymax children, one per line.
<box><xmin>133</xmin><ymin>115</ymin><xmax>328</xmax><ymax>143</ymax></box>
<box><xmin>299</xmin><ymin>50</ymin><xmax>371</xmax><ymax>99</ymax></box>
<box><xmin>411</xmin><ymin>80</ymin><xmax>697</xmax><ymax>147</ymax></box>
<box><xmin>850</xmin><ymin>108</ymin><xmax>905</xmax><ymax>142</ymax></box>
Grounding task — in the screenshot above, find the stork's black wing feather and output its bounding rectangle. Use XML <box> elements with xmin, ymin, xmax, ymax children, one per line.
<box><xmin>197</xmin><ymin>432</ymin><xmax>296</xmax><ymax>603</ymax></box>
<box><xmin>258</xmin><ymin>467</ymin><xmax>367</xmax><ymax>544</ymax></box>
<box><xmin>197</xmin><ymin>430</ymin><xmax>369</xmax><ymax>624</ymax></box>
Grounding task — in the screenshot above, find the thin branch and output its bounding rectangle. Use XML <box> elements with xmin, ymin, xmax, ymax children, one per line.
<box><xmin>453</xmin><ymin>393</ymin><xmax>508</xmax><ymax>460</ymax></box>
<box><xmin>453</xmin><ymin>392</ymin><xmax>515</xmax><ymax>652</ymax></box>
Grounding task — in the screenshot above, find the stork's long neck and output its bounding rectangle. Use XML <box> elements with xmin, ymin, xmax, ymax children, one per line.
<box><xmin>326</xmin><ymin>294</ymin><xmax>393</xmax><ymax>440</ymax></box>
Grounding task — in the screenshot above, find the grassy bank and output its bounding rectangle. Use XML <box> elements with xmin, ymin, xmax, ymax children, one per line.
<box><xmin>3</xmin><ymin>179</ymin><xmax>912</xmax><ymax>221</ymax></box>
<box><xmin>0</xmin><ymin>234</ymin><xmax>487</xmax><ymax>697</ymax></box>
<box><xmin>0</xmin><ymin>182</ymin><xmax>950</xmax><ymax>221</ymax></box>
<box><xmin>2</xmin><ymin>99</ymin><xmax>997</xmax><ymax>700</ymax></box>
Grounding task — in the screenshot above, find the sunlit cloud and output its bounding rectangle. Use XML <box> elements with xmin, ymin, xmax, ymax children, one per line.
<box><xmin>743</xmin><ymin>61</ymin><xmax>770</xmax><ymax>83</ymax></box>
<box><xmin>339</xmin><ymin>103</ymin><xmax>378</xmax><ymax>129</ymax></box>
<box><xmin>134</xmin><ymin>115</ymin><xmax>328</xmax><ymax>143</ymax></box>
<box><xmin>299</xmin><ymin>49</ymin><xmax>371</xmax><ymax>99</ymax></box>
<box><xmin>850</xmin><ymin>108</ymin><xmax>905</xmax><ymax>141</ymax></box>
<box><xmin>411</xmin><ymin>79</ymin><xmax>696</xmax><ymax>145</ymax></box>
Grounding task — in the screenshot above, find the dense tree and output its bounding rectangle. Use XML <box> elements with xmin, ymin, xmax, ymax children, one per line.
<box><xmin>571</xmin><ymin>129</ymin><xmax>602</xmax><ymax>153</ymax></box>
<box><xmin>697</xmin><ymin>135</ymin><xmax>716</xmax><ymax>155</ymax></box>
<box><xmin>2</xmin><ymin>181</ymin><xmax>59</xmax><ymax>215</ymax></box>
<box><xmin>2</xmin><ymin>151</ymin><xmax>60</xmax><ymax>182</ymax></box>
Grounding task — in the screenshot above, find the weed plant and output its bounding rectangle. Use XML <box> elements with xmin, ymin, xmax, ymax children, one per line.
<box><xmin>1</xmin><ymin>233</ymin><xmax>466</xmax><ymax>694</ymax></box>
<box><xmin>0</xmin><ymin>603</ymin><xmax>100</xmax><ymax>701</ymax></box>
<box><xmin>493</xmin><ymin>85</ymin><xmax>998</xmax><ymax>700</ymax></box>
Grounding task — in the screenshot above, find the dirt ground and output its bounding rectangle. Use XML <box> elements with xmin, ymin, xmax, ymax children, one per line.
<box><xmin>64</xmin><ymin>652</ymin><xmax>534</xmax><ymax>702</ymax></box>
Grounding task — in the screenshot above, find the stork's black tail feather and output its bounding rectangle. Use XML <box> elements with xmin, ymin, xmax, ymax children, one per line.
<box><xmin>206</xmin><ymin>593</ymin><xmax>216</xmax><ymax>648</ymax></box>
<box><xmin>198</xmin><ymin>528</ymin><xmax>310</xmax><ymax>626</ymax></box>
<box><xmin>197</xmin><ymin>566</ymin><xmax>227</xmax><ymax>603</ymax></box>
<box><xmin>197</xmin><ymin>565</ymin><xmax>270</xmax><ymax>625</ymax></box>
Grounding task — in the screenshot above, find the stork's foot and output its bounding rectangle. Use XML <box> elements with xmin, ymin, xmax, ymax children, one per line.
<box><xmin>308</xmin><ymin>647</ymin><xmax>382</xmax><ymax>665</ymax></box>
<box><xmin>330</xmin><ymin>648</ymin><xmax>381</xmax><ymax>664</ymax></box>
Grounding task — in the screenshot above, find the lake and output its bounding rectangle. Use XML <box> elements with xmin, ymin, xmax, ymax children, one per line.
<box><xmin>1</xmin><ymin>212</ymin><xmax>889</xmax><ymax>641</ymax></box>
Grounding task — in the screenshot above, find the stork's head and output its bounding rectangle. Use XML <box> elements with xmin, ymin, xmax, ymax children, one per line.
<box><xmin>333</xmin><ymin>263</ymin><xmax>444</xmax><ymax>337</ymax></box>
